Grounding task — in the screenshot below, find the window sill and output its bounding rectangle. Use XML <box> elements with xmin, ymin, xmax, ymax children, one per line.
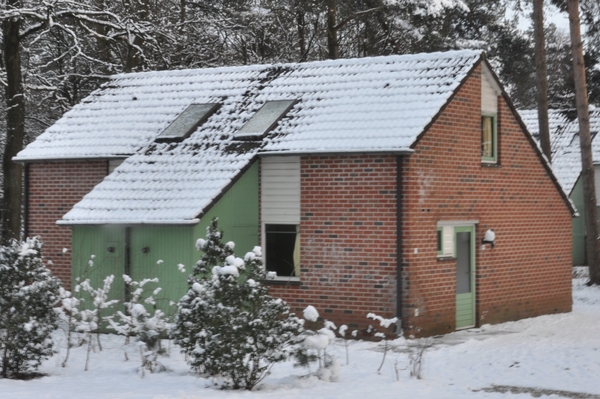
<box><xmin>481</xmin><ymin>161</ymin><xmax>500</xmax><ymax>168</ymax></box>
<box><xmin>262</xmin><ymin>278</ymin><xmax>302</xmax><ymax>286</ymax></box>
<box><xmin>437</xmin><ymin>256</ymin><xmax>456</xmax><ymax>262</ymax></box>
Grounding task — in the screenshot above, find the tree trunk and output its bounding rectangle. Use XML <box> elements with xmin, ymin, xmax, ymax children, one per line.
<box><xmin>94</xmin><ymin>0</ymin><xmax>110</xmax><ymax>65</ymax></box>
<box><xmin>180</xmin><ymin>0</ymin><xmax>186</xmax><ymax>24</ymax></box>
<box><xmin>326</xmin><ymin>0</ymin><xmax>338</xmax><ymax>59</ymax></box>
<box><xmin>533</xmin><ymin>0</ymin><xmax>552</xmax><ymax>163</ymax></box>
<box><xmin>2</xmin><ymin>13</ymin><xmax>25</xmax><ymax>244</ymax></box>
<box><xmin>296</xmin><ymin>9</ymin><xmax>307</xmax><ymax>62</ymax></box>
<box><xmin>567</xmin><ymin>0</ymin><xmax>600</xmax><ymax>285</ymax></box>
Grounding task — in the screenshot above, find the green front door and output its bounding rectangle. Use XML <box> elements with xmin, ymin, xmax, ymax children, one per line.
<box><xmin>455</xmin><ymin>226</ymin><xmax>475</xmax><ymax>329</ymax></box>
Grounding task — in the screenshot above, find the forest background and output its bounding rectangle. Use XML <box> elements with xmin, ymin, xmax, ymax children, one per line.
<box><xmin>0</xmin><ymin>0</ymin><xmax>599</xmax><ymax>239</ymax></box>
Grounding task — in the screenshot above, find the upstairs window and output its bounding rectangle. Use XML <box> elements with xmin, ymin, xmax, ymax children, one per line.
<box><xmin>235</xmin><ymin>100</ymin><xmax>296</xmax><ymax>140</ymax></box>
<box><xmin>481</xmin><ymin>114</ymin><xmax>497</xmax><ymax>163</ymax></box>
<box><xmin>265</xmin><ymin>224</ymin><xmax>300</xmax><ymax>278</ymax></box>
<box><xmin>155</xmin><ymin>103</ymin><xmax>220</xmax><ymax>142</ymax></box>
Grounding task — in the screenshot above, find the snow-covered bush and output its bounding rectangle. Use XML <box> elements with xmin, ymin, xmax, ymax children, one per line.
<box><xmin>367</xmin><ymin>312</ymin><xmax>398</xmax><ymax>373</ymax></box>
<box><xmin>172</xmin><ymin>218</ymin><xmax>305</xmax><ymax>390</ymax></box>
<box><xmin>0</xmin><ymin>237</ymin><xmax>61</xmax><ymax>378</ymax></box>
<box><xmin>75</xmin><ymin>275</ymin><xmax>119</xmax><ymax>370</ymax></box>
<box><xmin>106</xmin><ymin>275</ymin><xmax>169</xmax><ymax>374</ymax></box>
<box><xmin>55</xmin><ymin>287</ymin><xmax>84</xmax><ymax>367</ymax></box>
<box><xmin>296</xmin><ymin>306</ymin><xmax>340</xmax><ymax>381</ymax></box>
<box><xmin>408</xmin><ymin>338</ymin><xmax>432</xmax><ymax>379</ymax></box>
<box><xmin>337</xmin><ymin>324</ymin><xmax>357</xmax><ymax>365</ymax></box>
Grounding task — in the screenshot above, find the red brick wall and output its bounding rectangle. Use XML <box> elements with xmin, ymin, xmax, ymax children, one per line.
<box><xmin>268</xmin><ymin>65</ymin><xmax>572</xmax><ymax>337</ymax></box>
<box><xmin>27</xmin><ymin>161</ymin><xmax>107</xmax><ymax>283</ymax></box>
<box><xmin>269</xmin><ymin>155</ymin><xmax>399</xmax><ymax>332</ymax></box>
<box><xmin>400</xmin><ymin>65</ymin><xmax>572</xmax><ymax>336</ymax></box>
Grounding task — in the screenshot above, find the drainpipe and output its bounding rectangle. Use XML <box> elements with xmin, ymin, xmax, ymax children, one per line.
<box><xmin>124</xmin><ymin>226</ymin><xmax>131</xmax><ymax>304</ymax></box>
<box><xmin>396</xmin><ymin>155</ymin><xmax>404</xmax><ymax>334</ymax></box>
<box><xmin>23</xmin><ymin>163</ymin><xmax>30</xmax><ymax>239</ymax></box>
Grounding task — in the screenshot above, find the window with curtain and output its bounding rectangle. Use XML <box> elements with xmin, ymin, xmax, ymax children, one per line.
<box><xmin>481</xmin><ymin>115</ymin><xmax>496</xmax><ymax>162</ymax></box>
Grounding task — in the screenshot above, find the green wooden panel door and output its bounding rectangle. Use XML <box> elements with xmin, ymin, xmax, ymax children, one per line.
<box><xmin>129</xmin><ymin>225</ymin><xmax>195</xmax><ymax>318</ymax></box>
<box><xmin>71</xmin><ymin>225</ymin><xmax>127</xmax><ymax>317</ymax></box>
<box><xmin>455</xmin><ymin>226</ymin><xmax>475</xmax><ymax>329</ymax></box>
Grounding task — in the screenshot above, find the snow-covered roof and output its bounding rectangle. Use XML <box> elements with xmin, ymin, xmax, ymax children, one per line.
<box><xmin>517</xmin><ymin>109</ymin><xmax>572</xmax><ymax>141</ymax></box>
<box><xmin>30</xmin><ymin>50</ymin><xmax>485</xmax><ymax>225</ymax></box>
<box><xmin>519</xmin><ymin>108</ymin><xmax>600</xmax><ymax>194</ymax></box>
<box><xmin>18</xmin><ymin>50</ymin><xmax>482</xmax><ymax>162</ymax></box>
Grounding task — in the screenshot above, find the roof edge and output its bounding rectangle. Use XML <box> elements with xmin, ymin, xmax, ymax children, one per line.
<box><xmin>410</xmin><ymin>54</ymin><xmax>484</xmax><ymax>149</ymax></box>
<box><xmin>194</xmin><ymin>157</ymin><xmax>258</xmax><ymax>220</ymax></box>
<box><xmin>14</xmin><ymin>155</ymin><xmax>131</xmax><ymax>163</ymax></box>
<box><xmin>258</xmin><ymin>149</ymin><xmax>414</xmax><ymax>157</ymax></box>
<box><xmin>57</xmin><ymin>218</ymin><xmax>200</xmax><ymax>226</ymax></box>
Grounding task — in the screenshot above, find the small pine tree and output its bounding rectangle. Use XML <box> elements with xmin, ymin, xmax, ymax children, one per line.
<box><xmin>172</xmin><ymin>218</ymin><xmax>305</xmax><ymax>390</ymax></box>
<box><xmin>0</xmin><ymin>237</ymin><xmax>61</xmax><ymax>378</ymax></box>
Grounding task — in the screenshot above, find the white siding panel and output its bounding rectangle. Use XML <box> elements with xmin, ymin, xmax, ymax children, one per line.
<box><xmin>262</xmin><ymin>156</ymin><xmax>300</xmax><ymax>224</ymax></box>
<box><xmin>481</xmin><ymin>76</ymin><xmax>497</xmax><ymax>113</ymax></box>
<box><xmin>481</xmin><ymin>64</ymin><xmax>500</xmax><ymax>113</ymax></box>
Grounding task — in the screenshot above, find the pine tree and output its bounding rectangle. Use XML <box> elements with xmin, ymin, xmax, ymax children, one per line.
<box><xmin>172</xmin><ymin>218</ymin><xmax>305</xmax><ymax>390</ymax></box>
<box><xmin>0</xmin><ymin>237</ymin><xmax>61</xmax><ymax>378</ymax></box>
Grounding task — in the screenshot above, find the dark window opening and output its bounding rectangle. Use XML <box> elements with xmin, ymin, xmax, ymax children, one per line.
<box><xmin>437</xmin><ymin>229</ymin><xmax>442</xmax><ymax>253</ymax></box>
<box><xmin>265</xmin><ymin>224</ymin><xmax>299</xmax><ymax>277</ymax></box>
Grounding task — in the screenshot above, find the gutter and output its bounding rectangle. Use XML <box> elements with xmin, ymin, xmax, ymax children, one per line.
<box><xmin>259</xmin><ymin>148</ymin><xmax>414</xmax><ymax>157</ymax></box>
<box><xmin>56</xmin><ymin>218</ymin><xmax>201</xmax><ymax>226</ymax></box>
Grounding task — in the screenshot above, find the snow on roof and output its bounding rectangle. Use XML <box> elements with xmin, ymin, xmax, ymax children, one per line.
<box><xmin>59</xmin><ymin>144</ymin><xmax>257</xmax><ymax>225</ymax></box>
<box><xmin>517</xmin><ymin>109</ymin><xmax>572</xmax><ymax>141</ymax></box>
<box><xmin>519</xmin><ymin>108</ymin><xmax>600</xmax><ymax>194</ymax></box>
<box><xmin>41</xmin><ymin>50</ymin><xmax>483</xmax><ymax>224</ymax></box>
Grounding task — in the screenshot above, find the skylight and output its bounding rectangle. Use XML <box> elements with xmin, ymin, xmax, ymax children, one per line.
<box><xmin>235</xmin><ymin>100</ymin><xmax>296</xmax><ymax>140</ymax></box>
<box><xmin>155</xmin><ymin>103</ymin><xmax>220</xmax><ymax>142</ymax></box>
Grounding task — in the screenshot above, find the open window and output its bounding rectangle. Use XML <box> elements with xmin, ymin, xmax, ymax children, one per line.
<box><xmin>235</xmin><ymin>100</ymin><xmax>296</xmax><ymax>140</ymax></box>
<box><xmin>261</xmin><ymin>156</ymin><xmax>300</xmax><ymax>280</ymax></box>
<box><xmin>155</xmin><ymin>103</ymin><xmax>220</xmax><ymax>142</ymax></box>
<box><xmin>265</xmin><ymin>224</ymin><xmax>300</xmax><ymax>278</ymax></box>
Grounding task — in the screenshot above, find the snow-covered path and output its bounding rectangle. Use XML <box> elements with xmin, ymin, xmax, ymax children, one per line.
<box><xmin>1</xmin><ymin>275</ymin><xmax>599</xmax><ymax>399</ymax></box>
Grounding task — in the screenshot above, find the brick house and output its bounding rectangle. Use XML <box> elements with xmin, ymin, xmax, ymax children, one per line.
<box><xmin>15</xmin><ymin>50</ymin><xmax>574</xmax><ymax>337</ymax></box>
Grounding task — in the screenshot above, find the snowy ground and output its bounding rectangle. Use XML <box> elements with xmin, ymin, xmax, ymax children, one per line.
<box><xmin>2</xmin><ymin>270</ymin><xmax>600</xmax><ymax>399</ymax></box>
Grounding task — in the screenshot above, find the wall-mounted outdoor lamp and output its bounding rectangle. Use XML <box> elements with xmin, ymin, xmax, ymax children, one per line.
<box><xmin>482</xmin><ymin>229</ymin><xmax>496</xmax><ymax>248</ymax></box>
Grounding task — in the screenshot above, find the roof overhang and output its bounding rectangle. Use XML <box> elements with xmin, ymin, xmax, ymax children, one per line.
<box><xmin>57</xmin><ymin>218</ymin><xmax>200</xmax><ymax>226</ymax></box>
<box><xmin>258</xmin><ymin>148</ymin><xmax>415</xmax><ymax>157</ymax></box>
<box><xmin>14</xmin><ymin>155</ymin><xmax>131</xmax><ymax>163</ymax></box>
